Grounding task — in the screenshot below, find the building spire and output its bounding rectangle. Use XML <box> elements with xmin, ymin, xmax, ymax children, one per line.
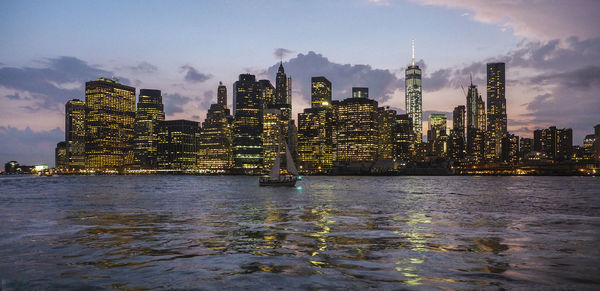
<box><xmin>411</xmin><ymin>39</ymin><xmax>415</xmax><ymax>67</ymax></box>
<box><xmin>470</xmin><ymin>73</ymin><xmax>473</xmax><ymax>86</ymax></box>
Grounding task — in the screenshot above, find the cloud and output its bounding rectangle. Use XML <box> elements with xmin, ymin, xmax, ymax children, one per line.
<box><xmin>0</xmin><ymin>56</ymin><xmax>128</xmax><ymax>112</ymax></box>
<box><xmin>0</xmin><ymin>126</ymin><xmax>64</xmax><ymax>167</ymax></box>
<box><xmin>413</xmin><ymin>0</ymin><xmax>600</xmax><ymax>40</ymax></box>
<box><xmin>273</xmin><ymin>48</ymin><xmax>295</xmax><ymax>60</ymax></box>
<box><xmin>266</xmin><ymin>51</ymin><xmax>402</xmax><ymax>104</ymax></box>
<box><xmin>181</xmin><ymin>65</ymin><xmax>212</xmax><ymax>83</ymax></box>
<box><xmin>163</xmin><ymin>93</ymin><xmax>192</xmax><ymax>115</ymax></box>
<box><xmin>6</xmin><ymin>93</ymin><xmax>21</xmax><ymax>100</ymax></box>
<box><xmin>129</xmin><ymin>61</ymin><xmax>158</xmax><ymax>73</ymax></box>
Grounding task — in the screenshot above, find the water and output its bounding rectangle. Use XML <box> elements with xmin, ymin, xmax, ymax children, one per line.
<box><xmin>0</xmin><ymin>175</ymin><xmax>599</xmax><ymax>290</ymax></box>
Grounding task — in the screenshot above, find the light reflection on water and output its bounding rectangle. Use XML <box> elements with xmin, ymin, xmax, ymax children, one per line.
<box><xmin>0</xmin><ymin>175</ymin><xmax>599</xmax><ymax>289</ymax></box>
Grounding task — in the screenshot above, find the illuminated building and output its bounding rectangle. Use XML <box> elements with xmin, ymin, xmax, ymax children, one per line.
<box><xmin>501</xmin><ymin>134</ymin><xmax>519</xmax><ymax>164</ymax></box>
<box><xmin>485</xmin><ymin>62</ymin><xmax>507</xmax><ymax>161</ymax></box>
<box><xmin>594</xmin><ymin>124</ymin><xmax>600</xmax><ymax>161</ymax></box>
<box><xmin>297</xmin><ymin>107</ymin><xmax>333</xmax><ymax>173</ymax></box>
<box><xmin>217</xmin><ymin>81</ymin><xmax>227</xmax><ymax>108</ymax></box>
<box><xmin>533</xmin><ymin>126</ymin><xmax>572</xmax><ymax>161</ymax></box>
<box><xmin>466</xmin><ymin>81</ymin><xmax>486</xmax><ymax>162</ymax></box>
<box><xmin>272</xmin><ymin>63</ymin><xmax>295</xmax><ymax>158</ymax></box>
<box><xmin>393</xmin><ymin>114</ymin><xmax>412</xmax><ymax>162</ymax></box>
<box><xmin>157</xmin><ymin>120</ymin><xmax>200</xmax><ymax>169</ymax></box>
<box><xmin>352</xmin><ymin>87</ymin><xmax>369</xmax><ymax>99</ymax></box>
<box><xmin>65</xmin><ymin>99</ymin><xmax>86</xmax><ymax>170</ymax></box>
<box><xmin>377</xmin><ymin>107</ymin><xmax>395</xmax><ymax>160</ymax></box>
<box><xmin>583</xmin><ymin>134</ymin><xmax>595</xmax><ymax>160</ymax></box>
<box><xmin>427</xmin><ymin>114</ymin><xmax>447</xmax><ymax>157</ymax></box>
<box><xmin>449</xmin><ymin>105</ymin><xmax>466</xmax><ymax>160</ymax></box>
<box><xmin>198</xmin><ymin>86</ymin><xmax>233</xmax><ymax>172</ymax></box>
<box><xmin>258</xmin><ymin>79</ymin><xmax>275</xmax><ymax>109</ymax></box>
<box><xmin>519</xmin><ymin>137</ymin><xmax>532</xmax><ymax>160</ymax></box>
<box><xmin>405</xmin><ymin>40</ymin><xmax>423</xmax><ymax>143</ymax></box>
<box><xmin>311</xmin><ymin>76</ymin><xmax>332</xmax><ymax>108</ymax></box>
<box><xmin>262</xmin><ymin>108</ymin><xmax>285</xmax><ymax>171</ymax></box>
<box><xmin>4</xmin><ymin>161</ymin><xmax>19</xmax><ymax>173</ymax></box>
<box><xmin>55</xmin><ymin>141</ymin><xmax>68</xmax><ymax>169</ymax></box>
<box><xmin>133</xmin><ymin>89</ymin><xmax>165</xmax><ymax>169</ymax></box>
<box><xmin>332</xmin><ymin>94</ymin><xmax>379</xmax><ymax>163</ymax></box>
<box><xmin>233</xmin><ymin>74</ymin><xmax>263</xmax><ymax>173</ymax></box>
<box><xmin>85</xmin><ymin>78</ymin><xmax>136</xmax><ymax>170</ymax></box>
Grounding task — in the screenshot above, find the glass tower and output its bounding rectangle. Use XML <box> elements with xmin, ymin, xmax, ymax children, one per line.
<box><xmin>65</xmin><ymin>99</ymin><xmax>86</xmax><ymax>170</ymax></box>
<box><xmin>133</xmin><ymin>89</ymin><xmax>165</xmax><ymax>169</ymax></box>
<box><xmin>485</xmin><ymin>62</ymin><xmax>507</xmax><ymax>161</ymax></box>
<box><xmin>405</xmin><ymin>40</ymin><xmax>422</xmax><ymax>143</ymax></box>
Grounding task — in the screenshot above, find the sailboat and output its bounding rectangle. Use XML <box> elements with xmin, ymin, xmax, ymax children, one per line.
<box><xmin>259</xmin><ymin>140</ymin><xmax>299</xmax><ymax>186</ymax></box>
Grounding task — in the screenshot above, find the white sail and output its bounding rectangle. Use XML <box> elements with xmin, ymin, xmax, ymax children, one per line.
<box><xmin>285</xmin><ymin>142</ymin><xmax>298</xmax><ymax>176</ymax></box>
<box><xmin>269</xmin><ymin>142</ymin><xmax>281</xmax><ymax>179</ymax></box>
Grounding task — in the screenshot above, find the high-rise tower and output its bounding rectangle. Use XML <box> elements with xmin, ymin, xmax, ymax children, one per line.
<box><xmin>65</xmin><ymin>99</ymin><xmax>86</xmax><ymax>170</ymax></box>
<box><xmin>133</xmin><ymin>89</ymin><xmax>165</xmax><ymax>168</ymax></box>
<box><xmin>232</xmin><ymin>74</ymin><xmax>263</xmax><ymax>173</ymax></box>
<box><xmin>85</xmin><ymin>78</ymin><xmax>136</xmax><ymax>169</ymax></box>
<box><xmin>311</xmin><ymin>76</ymin><xmax>332</xmax><ymax>108</ymax></box>
<box><xmin>485</xmin><ymin>63</ymin><xmax>507</xmax><ymax>161</ymax></box>
<box><xmin>405</xmin><ymin>40</ymin><xmax>423</xmax><ymax>143</ymax></box>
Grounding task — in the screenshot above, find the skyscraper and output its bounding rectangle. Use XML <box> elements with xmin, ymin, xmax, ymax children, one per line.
<box><xmin>133</xmin><ymin>89</ymin><xmax>165</xmax><ymax>169</ymax></box>
<box><xmin>274</xmin><ymin>62</ymin><xmax>292</xmax><ymax>121</ymax></box>
<box><xmin>428</xmin><ymin>114</ymin><xmax>448</xmax><ymax>157</ymax></box>
<box><xmin>157</xmin><ymin>120</ymin><xmax>200</xmax><ymax>169</ymax></box>
<box><xmin>450</xmin><ymin>105</ymin><xmax>466</xmax><ymax>159</ymax></box>
<box><xmin>485</xmin><ymin>62</ymin><xmax>507</xmax><ymax>161</ymax></box>
<box><xmin>217</xmin><ymin>81</ymin><xmax>227</xmax><ymax>109</ymax></box>
<box><xmin>297</xmin><ymin>107</ymin><xmax>333</xmax><ymax>173</ymax></box>
<box><xmin>466</xmin><ymin>81</ymin><xmax>486</xmax><ymax>162</ymax></box>
<box><xmin>533</xmin><ymin>126</ymin><xmax>573</xmax><ymax>161</ymax></box>
<box><xmin>311</xmin><ymin>76</ymin><xmax>332</xmax><ymax>108</ymax></box>
<box><xmin>198</xmin><ymin>85</ymin><xmax>233</xmax><ymax>172</ymax></box>
<box><xmin>233</xmin><ymin>74</ymin><xmax>263</xmax><ymax>173</ymax></box>
<box><xmin>393</xmin><ymin>114</ymin><xmax>413</xmax><ymax>162</ymax></box>
<box><xmin>332</xmin><ymin>93</ymin><xmax>379</xmax><ymax>163</ymax></box>
<box><xmin>405</xmin><ymin>40</ymin><xmax>423</xmax><ymax>143</ymax></box>
<box><xmin>85</xmin><ymin>78</ymin><xmax>136</xmax><ymax>170</ymax></box>
<box><xmin>262</xmin><ymin>108</ymin><xmax>284</xmax><ymax>171</ymax></box>
<box><xmin>65</xmin><ymin>99</ymin><xmax>86</xmax><ymax>170</ymax></box>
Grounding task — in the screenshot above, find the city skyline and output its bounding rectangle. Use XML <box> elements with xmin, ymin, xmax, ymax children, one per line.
<box><xmin>1</xmin><ymin>0</ymin><xmax>600</xmax><ymax>166</ymax></box>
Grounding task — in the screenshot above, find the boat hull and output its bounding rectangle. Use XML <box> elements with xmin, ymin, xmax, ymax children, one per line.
<box><xmin>259</xmin><ymin>177</ymin><xmax>297</xmax><ymax>187</ymax></box>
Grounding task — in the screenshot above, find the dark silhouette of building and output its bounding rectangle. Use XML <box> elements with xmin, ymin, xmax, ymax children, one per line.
<box><xmin>519</xmin><ymin>137</ymin><xmax>532</xmax><ymax>160</ymax></box>
<box><xmin>485</xmin><ymin>62</ymin><xmax>507</xmax><ymax>161</ymax></box>
<box><xmin>450</xmin><ymin>105</ymin><xmax>466</xmax><ymax>160</ymax></box>
<box><xmin>501</xmin><ymin>134</ymin><xmax>519</xmax><ymax>164</ymax></box>
<box><xmin>157</xmin><ymin>120</ymin><xmax>200</xmax><ymax>169</ymax></box>
<box><xmin>393</xmin><ymin>114</ymin><xmax>413</xmax><ymax>162</ymax></box>
<box><xmin>5</xmin><ymin>161</ymin><xmax>19</xmax><ymax>173</ymax></box>
<box><xmin>133</xmin><ymin>89</ymin><xmax>165</xmax><ymax>169</ymax></box>
<box><xmin>311</xmin><ymin>76</ymin><xmax>332</xmax><ymax>108</ymax></box>
<box><xmin>85</xmin><ymin>78</ymin><xmax>136</xmax><ymax>170</ymax></box>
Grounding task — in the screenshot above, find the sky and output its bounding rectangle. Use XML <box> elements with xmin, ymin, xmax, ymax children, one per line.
<box><xmin>1</xmin><ymin>0</ymin><xmax>599</xmax><ymax>166</ymax></box>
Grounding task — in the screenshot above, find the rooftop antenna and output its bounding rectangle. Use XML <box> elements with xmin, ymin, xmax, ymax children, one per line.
<box><xmin>470</xmin><ymin>73</ymin><xmax>473</xmax><ymax>86</ymax></box>
<box><xmin>411</xmin><ymin>39</ymin><xmax>415</xmax><ymax>67</ymax></box>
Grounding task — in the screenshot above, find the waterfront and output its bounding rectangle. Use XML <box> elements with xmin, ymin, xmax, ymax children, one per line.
<box><xmin>0</xmin><ymin>175</ymin><xmax>599</xmax><ymax>289</ymax></box>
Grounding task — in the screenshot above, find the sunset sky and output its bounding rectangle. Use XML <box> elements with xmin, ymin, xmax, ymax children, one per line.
<box><xmin>1</xmin><ymin>0</ymin><xmax>599</xmax><ymax>166</ymax></box>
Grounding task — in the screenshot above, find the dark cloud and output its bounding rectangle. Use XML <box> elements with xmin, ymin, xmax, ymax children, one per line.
<box><xmin>6</xmin><ymin>93</ymin><xmax>21</xmax><ymax>100</ymax></box>
<box><xmin>129</xmin><ymin>61</ymin><xmax>158</xmax><ymax>73</ymax></box>
<box><xmin>266</xmin><ymin>51</ymin><xmax>401</xmax><ymax>104</ymax></box>
<box><xmin>0</xmin><ymin>56</ymin><xmax>129</xmax><ymax>112</ymax></box>
<box><xmin>181</xmin><ymin>65</ymin><xmax>212</xmax><ymax>83</ymax></box>
<box><xmin>273</xmin><ymin>48</ymin><xmax>295</xmax><ymax>60</ymax></box>
<box><xmin>0</xmin><ymin>126</ymin><xmax>64</xmax><ymax>167</ymax></box>
<box><xmin>163</xmin><ymin>93</ymin><xmax>191</xmax><ymax>115</ymax></box>
<box><xmin>530</xmin><ymin>66</ymin><xmax>600</xmax><ymax>89</ymax></box>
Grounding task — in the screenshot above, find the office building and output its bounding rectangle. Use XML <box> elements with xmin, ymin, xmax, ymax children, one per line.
<box><xmin>198</xmin><ymin>89</ymin><xmax>233</xmax><ymax>172</ymax></box>
<box><xmin>55</xmin><ymin>141</ymin><xmax>68</xmax><ymax>169</ymax></box>
<box><xmin>157</xmin><ymin>120</ymin><xmax>200</xmax><ymax>169</ymax></box>
<box><xmin>232</xmin><ymin>74</ymin><xmax>263</xmax><ymax>173</ymax></box>
<box><xmin>311</xmin><ymin>76</ymin><xmax>332</xmax><ymax>108</ymax></box>
<box><xmin>85</xmin><ymin>78</ymin><xmax>136</xmax><ymax>169</ymax></box>
<box><xmin>501</xmin><ymin>134</ymin><xmax>519</xmax><ymax>164</ymax></box>
<box><xmin>393</xmin><ymin>114</ymin><xmax>413</xmax><ymax>162</ymax></box>
<box><xmin>65</xmin><ymin>99</ymin><xmax>86</xmax><ymax>170</ymax></box>
<box><xmin>352</xmin><ymin>87</ymin><xmax>369</xmax><ymax>99</ymax></box>
<box><xmin>466</xmin><ymin>81</ymin><xmax>486</xmax><ymax>162</ymax></box>
<box><xmin>485</xmin><ymin>62</ymin><xmax>507</xmax><ymax>161</ymax></box>
<box><xmin>217</xmin><ymin>81</ymin><xmax>227</xmax><ymax>108</ymax></box>
<box><xmin>405</xmin><ymin>40</ymin><xmax>423</xmax><ymax>143</ymax></box>
<box><xmin>428</xmin><ymin>114</ymin><xmax>448</xmax><ymax>157</ymax></box>
<box><xmin>332</xmin><ymin>94</ymin><xmax>379</xmax><ymax>163</ymax></box>
<box><xmin>533</xmin><ymin>126</ymin><xmax>572</xmax><ymax>161</ymax></box>
<box><xmin>133</xmin><ymin>89</ymin><xmax>165</xmax><ymax>169</ymax></box>
<box><xmin>297</xmin><ymin>107</ymin><xmax>333</xmax><ymax>173</ymax></box>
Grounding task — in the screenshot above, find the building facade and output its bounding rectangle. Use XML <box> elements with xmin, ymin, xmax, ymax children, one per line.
<box><xmin>65</xmin><ymin>99</ymin><xmax>86</xmax><ymax>170</ymax></box>
<box><xmin>157</xmin><ymin>120</ymin><xmax>200</xmax><ymax>169</ymax></box>
<box><xmin>485</xmin><ymin>62</ymin><xmax>507</xmax><ymax>161</ymax></box>
<box><xmin>133</xmin><ymin>89</ymin><xmax>165</xmax><ymax>169</ymax></box>
<box><xmin>311</xmin><ymin>76</ymin><xmax>332</xmax><ymax>108</ymax></box>
<box><xmin>405</xmin><ymin>42</ymin><xmax>423</xmax><ymax>143</ymax></box>
<box><xmin>85</xmin><ymin>78</ymin><xmax>136</xmax><ymax>170</ymax></box>
<box><xmin>232</xmin><ymin>74</ymin><xmax>263</xmax><ymax>173</ymax></box>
